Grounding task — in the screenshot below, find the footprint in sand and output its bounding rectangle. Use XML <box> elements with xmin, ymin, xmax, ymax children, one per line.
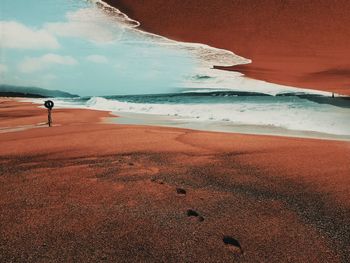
<box><xmin>186</xmin><ymin>209</ymin><xmax>204</xmax><ymax>222</ymax></box>
<box><xmin>150</xmin><ymin>177</ymin><xmax>164</xmax><ymax>185</ymax></box>
<box><xmin>176</xmin><ymin>188</ymin><xmax>186</xmax><ymax>196</ymax></box>
<box><xmin>223</xmin><ymin>236</ymin><xmax>243</xmax><ymax>255</ymax></box>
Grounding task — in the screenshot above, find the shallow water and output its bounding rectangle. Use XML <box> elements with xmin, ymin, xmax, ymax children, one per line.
<box><xmin>26</xmin><ymin>91</ymin><xmax>350</xmax><ymax>138</ymax></box>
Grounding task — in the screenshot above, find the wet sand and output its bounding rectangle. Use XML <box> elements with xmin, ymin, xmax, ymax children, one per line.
<box><xmin>106</xmin><ymin>0</ymin><xmax>350</xmax><ymax>95</ymax></box>
<box><xmin>1</xmin><ymin>98</ymin><xmax>350</xmax><ymax>262</ymax></box>
<box><xmin>112</xmin><ymin>111</ymin><xmax>350</xmax><ymax>142</ymax></box>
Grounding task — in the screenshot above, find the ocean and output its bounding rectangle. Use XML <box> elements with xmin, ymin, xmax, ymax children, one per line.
<box><xmin>27</xmin><ymin>91</ymin><xmax>350</xmax><ymax>139</ymax></box>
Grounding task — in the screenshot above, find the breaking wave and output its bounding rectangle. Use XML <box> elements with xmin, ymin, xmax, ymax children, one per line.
<box><xmin>72</xmin><ymin>93</ymin><xmax>350</xmax><ymax>136</ymax></box>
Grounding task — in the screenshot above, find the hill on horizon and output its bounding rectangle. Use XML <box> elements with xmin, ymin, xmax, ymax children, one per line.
<box><xmin>0</xmin><ymin>84</ymin><xmax>78</xmax><ymax>98</ymax></box>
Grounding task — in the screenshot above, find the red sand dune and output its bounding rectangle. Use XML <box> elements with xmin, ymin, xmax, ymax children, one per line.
<box><xmin>1</xmin><ymin>99</ymin><xmax>350</xmax><ymax>261</ymax></box>
<box><xmin>106</xmin><ymin>0</ymin><xmax>350</xmax><ymax>95</ymax></box>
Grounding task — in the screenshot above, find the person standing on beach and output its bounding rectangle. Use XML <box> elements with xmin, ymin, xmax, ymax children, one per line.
<box><xmin>44</xmin><ymin>100</ymin><xmax>54</xmax><ymax>127</ymax></box>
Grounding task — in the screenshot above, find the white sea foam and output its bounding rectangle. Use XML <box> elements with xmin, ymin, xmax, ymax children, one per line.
<box><xmin>82</xmin><ymin>97</ymin><xmax>350</xmax><ymax>136</ymax></box>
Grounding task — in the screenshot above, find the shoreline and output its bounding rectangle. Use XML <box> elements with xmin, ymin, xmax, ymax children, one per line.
<box><xmin>105</xmin><ymin>0</ymin><xmax>350</xmax><ymax>96</ymax></box>
<box><xmin>1</xmin><ymin>98</ymin><xmax>350</xmax><ymax>261</ymax></box>
<box><xmin>18</xmin><ymin>96</ymin><xmax>350</xmax><ymax>141</ymax></box>
<box><xmin>109</xmin><ymin>111</ymin><xmax>350</xmax><ymax>142</ymax></box>
<box><xmin>16</xmin><ymin>96</ymin><xmax>350</xmax><ymax>141</ymax></box>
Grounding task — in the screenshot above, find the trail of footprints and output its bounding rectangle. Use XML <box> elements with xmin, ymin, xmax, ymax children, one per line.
<box><xmin>97</xmin><ymin>156</ymin><xmax>243</xmax><ymax>256</ymax></box>
<box><xmin>151</xmin><ymin>177</ymin><xmax>244</xmax><ymax>257</ymax></box>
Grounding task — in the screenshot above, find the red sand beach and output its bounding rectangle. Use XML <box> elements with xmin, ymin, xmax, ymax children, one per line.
<box><xmin>1</xmin><ymin>99</ymin><xmax>350</xmax><ymax>262</ymax></box>
<box><xmin>106</xmin><ymin>0</ymin><xmax>350</xmax><ymax>95</ymax></box>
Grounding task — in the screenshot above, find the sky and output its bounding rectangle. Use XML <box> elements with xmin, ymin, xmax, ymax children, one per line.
<box><xmin>0</xmin><ymin>0</ymin><xmax>195</xmax><ymax>96</ymax></box>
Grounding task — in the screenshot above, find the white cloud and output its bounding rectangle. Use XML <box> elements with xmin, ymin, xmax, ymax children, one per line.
<box><xmin>19</xmin><ymin>54</ymin><xmax>78</xmax><ymax>73</ymax></box>
<box><xmin>0</xmin><ymin>64</ymin><xmax>8</xmax><ymax>74</ymax></box>
<box><xmin>42</xmin><ymin>74</ymin><xmax>57</xmax><ymax>81</ymax></box>
<box><xmin>0</xmin><ymin>21</ymin><xmax>60</xmax><ymax>50</ymax></box>
<box><xmin>86</xmin><ymin>55</ymin><xmax>108</xmax><ymax>64</ymax></box>
<box><xmin>45</xmin><ymin>8</ymin><xmax>122</xmax><ymax>43</ymax></box>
